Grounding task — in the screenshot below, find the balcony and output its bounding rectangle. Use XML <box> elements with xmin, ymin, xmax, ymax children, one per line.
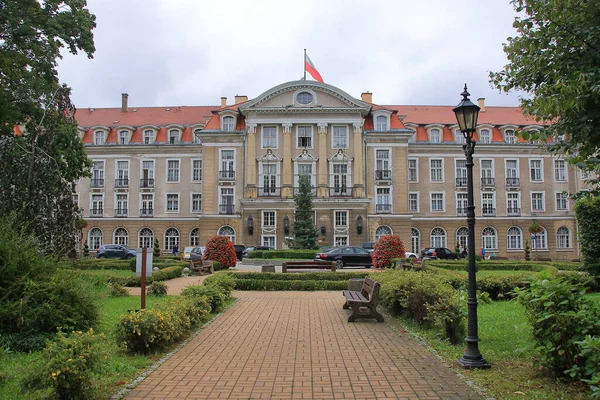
<box><xmin>482</xmin><ymin>206</ymin><xmax>496</xmax><ymax>216</ymax></box>
<box><xmin>257</xmin><ymin>187</ymin><xmax>281</xmax><ymax>197</ymax></box>
<box><xmin>90</xmin><ymin>179</ymin><xmax>104</xmax><ymax>188</ymax></box>
<box><xmin>114</xmin><ymin>208</ymin><xmax>128</xmax><ymax>217</ymax></box>
<box><xmin>457</xmin><ymin>207</ymin><xmax>467</xmax><ymax>216</ymax></box>
<box><xmin>140</xmin><ymin>208</ymin><xmax>153</xmax><ymax>217</ymax></box>
<box><xmin>115</xmin><ymin>178</ymin><xmax>129</xmax><ymax>188</ymax></box>
<box><xmin>376</xmin><ymin>204</ymin><xmax>392</xmax><ymax>214</ymax></box>
<box><xmin>219</xmin><ymin>204</ymin><xmax>235</xmax><ymax>215</ymax></box>
<box><xmin>456</xmin><ymin>177</ymin><xmax>467</xmax><ymax>187</ymax></box>
<box><xmin>375</xmin><ymin>170</ymin><xmax>392</xmax><ymax>181</ymax></box>
<box><xmin>481</xmin><ymin>177</ymin><xmax>496</xmax><ymax>188</ymax></box>
<box><xmin>293</xmin><ymin>186</ymin><xmax>317</xmax><ymax>196</ymax></box>
<box><xmin>507</xmin><ymin>207</ymin><xmax>521</xmax><ymax>216</ymax></box>
<box><xmin>506</xmin><ymin>177</ymin><xmax>520</xmax><ymax>187</ymax></box>
<box><xmin>140</xmin><ymin>179</ymin><xmax>154</xmax><ymax>189</ymax></box>
<box><xmin>89</xmin><ymin>208</ymin><xmax>103</xmax><ymax>217</ymax></box>
<box><xmin>219</xmin><ymin>170</ymin><xmax>235</xmax><ymax>181</ymax></box>
<box><xmin>329</xmin><ymin>186</ymin><xmax>352</xmax><ymax>197</ymax></box>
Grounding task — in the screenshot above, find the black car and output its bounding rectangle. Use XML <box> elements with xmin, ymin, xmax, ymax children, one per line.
<box><xmin>190</xmin><ymin>246</ymin><xmax>205</xmax><ymax>261</ymax></box>
<box><xmin>242</xmin><ymin>246</ymin><xmax>274</xmax><ymax>257</ymax></box>
<box><xmin>360</xmin><ymin>242</ymin><xmax>375</xmax><ymax>252</ymax></box>
<box><xmin>314</xmin><ymin>246</ymin><xmax>373</xmax><ymax>269</ymax></box>
<box><xmin>421</xmin><ymin>247</ymin><xmax>459</xmax><ymax>260</ymax></box>
<box><xmin>96</xmin><ymin>244</ymin><xmax>137</xmax><ymax>259</ymax></box>
<box><xmin>233</xmin><ymin>244</ymin><xmax>245</xmax><ymax>261</ymax></box>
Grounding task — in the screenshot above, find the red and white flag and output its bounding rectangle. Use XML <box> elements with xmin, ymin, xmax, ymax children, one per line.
<box><xmin>305</xmin><ymin>54</ymin><xmax>324</xmax><ymax>83</ymax></box>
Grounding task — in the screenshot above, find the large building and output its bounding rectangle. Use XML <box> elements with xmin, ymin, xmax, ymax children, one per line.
<box><xmin>75</xmin><ymin>80</ymin><xmax>584</xmax><ymax>260</ymax></box>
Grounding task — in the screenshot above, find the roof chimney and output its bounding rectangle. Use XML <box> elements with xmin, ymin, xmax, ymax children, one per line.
<box><xmin>121</xmin><ymin>93</ymin><xmax>128</xmax><ymax>112</ymax></box>
<box><xmin>361</xmin><ymin>92</ymin><xmax>373</xmax><ymax>103</ymax></box>
<box><xmin>477</xmin><ymin>97</ymin><xmax>486</xmax><ymax>112</ymax></box>
<box><xmin>220</xmin><ymin>97</ymin><xmax>227</xmax><ymax>107</ymax></box>
<box><xmin>234</xmin><ymin>95</ymin><xmax>248</xmax><ymax>104</ymax></box>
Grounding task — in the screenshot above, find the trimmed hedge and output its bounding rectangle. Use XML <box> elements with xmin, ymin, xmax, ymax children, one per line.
<box><xmin>426</xmin><ymin>260</ymin><xmax>561</xmax><ymax>272</ymax></box>
<box><xmin>230</xmin><ymin>271</ymin><xmax>369</xmax><ymax>281</ymax></box>
<box><xmin>247</xmin><ymin>250</ymin><xmax>318</xmax><ymax>259</ymax></box>
<box><xmin>63</xmin><ymin>257</ymin><xmax>188</xmax><ymax>271</ymax></box>
<box><xmin>234</xmin><ymin>279</ymin><xmax>349</xmax><ymax>291</ymax></box>
<box><xmin>107</xmin><ymin>266</ymin><xmax>183</xmax><ymax>287</ymax></box>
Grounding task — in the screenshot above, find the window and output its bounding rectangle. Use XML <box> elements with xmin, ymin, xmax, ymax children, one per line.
<box><xmin>409</xmin><ymin>192</ymin><xmax>419</xmax><ymax>212</ymax></box>
<box><xmin>554</xmin><ymin>159</ymin><xmax>567</xmax><ymax>182</ymax></box>
<box><xmin>218</xmin><ymin>226</ymin><xmax>235</xmax><ymax>243</ymax></box>
<box><xmin>261</xmin><ymin>163</ymin><xmax>278</xmax><ymax>194</ymax></box>
<box><xmin>456</xmin><ymin>227</ymin><xmax>468</xmax><ymax>250</ymax></box>
<box><xmin>190</xmin><ymin>228</ymin><xmax>200</xmax><ymax>247</ymax></box>
<box><xmin>479</xmin><ymin>129</ymin><xmax>491</xmax><ymax>144</ymax></box>
<box><xmin>89</xmin><ymin>228</ymin><xmax>103</xmax><ymax>250</ymax></box>
<box><xmin>115</xmin><ymin>194</ymin><xmax>128</xmax><ymax>216</ymax></box>
<box><xmin>375</xmin><ymin>226</ymin><xmax>392</xmax><ymax>241</ymax></box>
<box><xmin>168</xmin><ymin>129</ymin><xmax>180</xmax><ymax>144</ymax></box>
<box><xmin>430</xmin><ymin>227</ymin><xmax>446</xmax><ymax>248</ymax></box>
<box><xmin>191</xmin><ymin>194</ymin><xmax>202</xmax><ymax>213</ymax></box>
<box><xmin>118</xmin><ymin>130</ymin><xmax>129</xmax><ymax>145</ymax></box>
<box><xmin>141</xmin><ymin>193</ymin><xmax>153</xmax><ymax>214</ymax></box>
<box><xmin>557</xmin><ymin>226</ymin><xmax>571</xmax><ymax>249</ymax></box>
<box><xmin>220</xmin><ymin>150</ymin><xmax>235</xmax><ymax>179</ymax></box>
<box><xmin>263</xmin><ymin>236</ymin><xmax>276</xmax><ymax>248</ymax></box>
<box><xmin>143</xmin><ymin>129</ymin><xmax>154</xmax><ymax>144</ymax></box>
<box><xmin>167</xmin><ymin>160</ymin><xmax>180</xmax><ymax>182</ymax></box>
<box><xmin>376</xmin><ymin>115</ymin><xmax>387</xmax><ymax>131</ymax></box>
<box><xmin>334</xmin><ymin>236</ymin><xmax>348</xmax><ymax>247</ymax></box>
<box><xmin>375</xmin><ymin>149</ymin><xmax>391</xmax><ymax>179</ymax></box>
<box><xmin>454</xmin><ymin>129</ymin><xmax>465</xmax><ymax>144</ymax></box>
<box><xmin>482</xmin><ymin>227</ymin><xmax>497</xmax><ymax>250</ymax></box>
<box><xmin>507</xmin><ymin>227</ymin><xmax>523</xmax><ymax>249</ymax></box>
<box><xmin>262</xmin><ymin>126</ymin><xmax>278</xmax><ymax>148</ymax></box>
<box><xmin>94</xmin><ymin>130</ymin><xmax>105</xmax><ymax>145</ymax></box>
<box><xmin>455</xmin><ymin>159</ymin><xmax>467</xmax><ymax>186</ymax></box>
<box><xmin>192</xmin><ymin>159</ymin><xmax>202</xmax><ymax>182</ymax></box>
<box><xmin>139</xmin><ymin>228</ymin><xmax>153</xmax><ymax>248</ymax></box>
<box><xmin>507</xmin><ymin>192</ymin><xmax>520</xmax><ymax>214</ymax></box>
<box><xmin>335</xmin><ymin>211</ymin><xmax>348</xmax><ymax>227</ymax></box>
<box><xmin>376</xmin><ymin>187</ymin><xmax>391</xmax><ymax>213</ymax></box>
<box><xmin>481</xmin><ymin>159</ymin><xmax>494</xmax><ymax>183</ymax></box>
<box><xmin>429</xmin><ymin>128</ymin><xmax>441</xmax><ymax>143</ymax></box>
<box><xmin>91</xmin><ymin>161</ymin><xmax>104</xmax><ymax>187</ymax></box>
<box><xmin>411</xmin><ymin>228</ymin><xmax>420</xmax><ymax>254</ymax></box>
<box><xmin>505</xmin><ymin>129</ymin><xmax>516</xmax><ymax>144</ymax></box>
<box><xmin>531</xmin><ymin>192</ymin><xmax>545</xmax><ymax>211</ymax></box>
<box><xmin>482</xmin><ymin>192</ymin><xmax>495</xmax><ymax>215</ymax></box>
<box><xmin>456</xmin><ymin>192</ymin><xmax>468</xmax><ymax>215</ymax></box>
<box><xmin>506</xmin><ymin>159</ymin><xmax>519</xmax><ymax>185</ymax></box>
<box><xmin>297</xmin><ymin>126</ymin><xmax>312</xmax><ymax>148</ymax></box>
<box><xmin>116</xmin><ymin>161</ymin><xmax>129</xmax><ymax>186</ymax></box>
<box><xmin>91</xmin><ymin>194</ymin><xmax>103</xmax><ymax>215</ymax></box>
<box><xmin>332</xmin><ymin>126</ymin><xmax>348</xmax><ymax>148</ymax></box>
<box><xmin>530</xmin><ymin>159</ymin><xmax>543</xmax><ymax>182</ymax></box>
<box><xmin>408</xmin><ymin>159</ymin><xmax>418</xmax><ymax>182</ymax></box>
<box><xmin>114</xmin><ymin>228</ymin><xmax>128</xmax><ymax>246</ymax></box>
<box><xmin>430</xmin><ymin>159</ymin><xmax>443</xmax><ymax>182</ymax></box>
<box><xmin>166</xmin><ymin>194</ymin><xmax>179</xmax><ymax>212</ymax></box>
<box><xmin>164</xmin><ymin>228</ymin><xmax>179</xmax><ymax>250</ymax></box>
<box><xmin>193</xmin><ymin>128</ymin><xmax>202</xmax><ymax>144</ymax></box>
<box><xmin>430</xmin><ymin>192</ymin><xmax>445</xmax><ymax>212</ymax></box>
<box><xmin>263</xmin><ymin>211</ymin><xmax>276</xmax><ymax>227</ymax></box>
<box><xmin>219</xmin><ymin>187</ymin><xmax>234</xmax><ymax>214</ymax></box>
<box><xmin>555</xmin><ymin>192</ymin><xmax>568</xmax><ymax>210</ymax></box>
<box><xmin>332</xmin><ymin>164</ymin><xmax>349</xmax><ymax>194</ymax></box>
<box><xmin>532</xmin><ymin>228</ymin><xmax>547</xmax><ymax>249</ymax></box>
<box><xmin>141</xmin><ymin>160</ymin><xmax>154</xmax><ymax>187</ymax></box>
<box><xmin>296</xmin><ymin>91</ymin><xmax>313</xmax><ymax>105</ymax></box>
<box><xmin>222</xmin><ymin>116</ymin><xmax>234</xmax><ymax>132</ymax></box>
<box><xmin>296</xmin><ymin>163</ymin><xmax>314</xmax><ymax>188</ymax></box>
<box><xmin>72</xmin><ymin>194</ymin><xmax>79</xmax><ymax>210</ymax></box>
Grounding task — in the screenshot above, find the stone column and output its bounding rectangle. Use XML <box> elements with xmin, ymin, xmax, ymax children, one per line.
<box><xmin>317</xmin><ymin>123</ymin><xmax>329</xmax><ymax>198</ymax></box>
<box><xmin>281</xmin><ymin>123</ymin><xmax>293</xmax><ymax>198</ymax></box>
<box><xmin>245</xmin><ymin>123</ymin><xmax>257</xmax><ymax>198</ymax></box>
<box><xmin>353</xmin><ymin>121</ymin><xmax>365</xmax><ymax>198</ymax></box>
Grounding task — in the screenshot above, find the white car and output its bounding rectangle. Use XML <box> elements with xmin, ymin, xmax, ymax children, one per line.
<box><xmin>405</xmin><ymin>251</ymin><xmax>418</xmax><ymax>258</ymax></box>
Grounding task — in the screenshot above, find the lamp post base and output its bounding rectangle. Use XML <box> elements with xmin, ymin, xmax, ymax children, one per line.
<box><xmin>457</xmin><ymin>355</ymin><xmax>491</xmax><ymax>369</ymax></box>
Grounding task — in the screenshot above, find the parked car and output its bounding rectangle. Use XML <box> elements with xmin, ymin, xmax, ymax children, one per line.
<box><xmin>233</xmin><ymin>244</ymin><xmax>246</xmax><ymax>261</ymax></box>
<box><xmin>96</xmin><ymin>244</ymin><xmax>137</xmax><ymax>259</ymax></box>
<box><xmin>360</xmin><ymin>242</ymin><xmax>375</xmax><ymax>252</ymax></box>
<box><xmin>314</xmin><ymin>246</ymin><xmax>373</xmax><ymax>269</ymax></box>
<box><xmin>242</xmin><ymin>246</ymin><xmax>274</xmax><ymax>257</ymax></box>
<box><xmin>405</xmin><ymin>251</ymin><xmax>418</xmax><ymax>258</ymax></box>
<box><xmin>182</xmin><ymin>246</ymin><xmax>195</xmax><ymax>261</ymax></box>
<box><xmin>318</xmin><ymin>245</ymin><xmax>335</xmax><ymax>252</ymax></box>
<box><xmin>421</xmin><ymin>247</ymin><xmax>459</xmax><ymax>260</ymax></box>
<box><xmin>190</xmin><ymin>246</ymin><xmax>205</xmax><ymax>261</ymax></box>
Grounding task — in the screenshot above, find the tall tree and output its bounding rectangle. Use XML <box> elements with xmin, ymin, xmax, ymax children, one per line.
<box><xmin>0</xmin><ymin>0</ymin><xmax>96</xmax><ymax>256</ymax></box>
<box><xmin>490</xmin><ymin>0</ymin><xmax>600</xmax><ymax>196</ymax></box>
<box><xmin>292</xmin><ymin>175</ymin><xmax>318</xmax><ymax>249</ymax></box>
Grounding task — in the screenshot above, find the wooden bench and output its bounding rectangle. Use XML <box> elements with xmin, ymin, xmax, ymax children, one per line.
<box><xmin>342</xmin><ymin>277</ymin><xmax>384</xmax><ymax>322</ymax></box>
<box><xmin>189</xmin><ymin>259</ymin><xmax>214</xmax><ymax>275</ymax></box>
<box><xmin>401</xmin><ymin>258</ymin><xmax>426</xmax><ymax>271</ymax></box>
<box><xmin>281</xmin><ymin>261</ymin><xmax>335</xmax><ymax>273</ymax></box>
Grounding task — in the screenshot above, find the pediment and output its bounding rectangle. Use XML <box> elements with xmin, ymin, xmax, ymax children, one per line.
<box><xmin>257</xmin><ymin>149</ymin><xmax>282</xmax><ymax>162</ymax></box>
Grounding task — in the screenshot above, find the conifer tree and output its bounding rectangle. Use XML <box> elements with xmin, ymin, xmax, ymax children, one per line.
<box><xmin>292</xmin><ymin>175</ymin><xmax>318</xmax><ymax>249</ymax></box>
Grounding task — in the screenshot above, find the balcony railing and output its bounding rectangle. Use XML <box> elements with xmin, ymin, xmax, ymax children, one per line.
<box><xmin>140</xmin><ymin>208</ymin><xmax>153</xmax><ymax>217</ymax></box>
<box><xmin>506</xmin><ymin>177</ymin><xmax>520</xmax><ymax>187</ymax></box>
<box><xmin>293</xmin><ymin>186</ymin><xmax>317</xmax><ymax>196</ymax></box>
<box><xmin>482</xmin><ymin>206</ymin><xmax>496</xmax><ymax>216</ymax></box>
<box><xmin>257</xmin><ymin>187</ymin><xmax>281</xmax><ymax>197</ymax></box>
<box><xmin>456</xmin><ymin>177</ymin><xmax>467</xmax><ymax>187</ymax></box>
<box><xmin>481</xmin><ymin>177</ymin><xmax>496</xmax><ymax>187</ymax></box>
<box><xmin>219</xmin><ymin>204</ymin><xmax>235</xmax><ymax>215</ymax></box>
<box><xmin>457</xmin><ymin>207</ymin><xmax>467</xmax><ymax>216</ymax></box>
<box><xmin>375</xmin><ymin>170</ymin><xmax>392</xmax><ymax>180</ymax></box>
<box><xmin>329</xmin><ymin>187</ymin><xmax>352</xmax><ymax>197</ymax></box>
<box><xmin>376</xmin><ymin>204</ymin><xmax>392</xmax><ymax>214</ymax></box>
<box><xmin>507</xmin><ymin>207</ymin><xmax>521</xmax><ymax>216</ymax></box>
<box><xmin>89</xmin><ymin>208</ymin><xmax>103</xmax><ymax>217</ymax></box>
<box><xmin>219</xmin><ymin>170</ymin><xmax>235</xmax><ymax>181</ymax></box>
<box><xmin>114</xmin><ymin>208</ymin><xmax>128</xmax><ymax>217</ymax></box>
<box><xmin>90</xmin><ymin>179</ymin><xmax>104</xmax><ymax>188</ymax></box>
<box><xmin>140</xmin><ymin>179</ymin><xmax>154</xmax><ymax>188</ymax></box>
<box><xmin>115</xmin><ymin>178</ymin><xmax>129</xmax><ymax>188</ymax></box>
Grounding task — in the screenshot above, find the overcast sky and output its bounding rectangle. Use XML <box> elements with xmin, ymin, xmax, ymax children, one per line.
<box><xmin>58</xmin><ymin>0</ymin><xmax>523</xmax><ymax>109</ymax></box>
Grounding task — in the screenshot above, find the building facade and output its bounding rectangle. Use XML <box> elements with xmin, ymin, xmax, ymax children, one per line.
<box><xmin>75</xmin><ymin>81</ymin><xmax>583</xmax><ymax>260</ymax></box>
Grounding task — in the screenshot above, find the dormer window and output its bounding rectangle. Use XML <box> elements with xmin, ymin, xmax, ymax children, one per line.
<box><xmin>168</xmin><ymin>129</ymin><xmax>180</xmax><ymax>144</ymax></box>
<box><xmin>429</xmin><ymin>128</ymin><xmax>441</xmax><ymax>143</ymax></box>
<box><xmin>376</xmin><ymin>115</ymin><xmax>387</xmax><ymax>131</ymax></box>
<box><xmin>505</xmin><ymin>129</ymin><xmax>516</xmax><ymax>144</ymax></box>
<box><xmin>118</xmin><ymin>130</ymin><xmax>129</xmax><ymax>145</ymax></box>
<box><xmin>479</xmin><ymin>129</ymin><xmax>492</xmax><ymax>144</ymax></box>
<box><xmin>94</xmin><ymin>130</ymin><xmax>105</xmax><ymax>145</ymax></box>
<box><xmin>223</xmin><ymin>116</ymin><xmax>235</xmax><ymax>132</ymax></box>
<box><xmin>454</xmin><ymin>129</ymin><xmax>465</xmax><ymax>144</ymax></box>
<box><xmin>143</xmin><ymin>129</ymin><xmax>154</xmax><ymax>145</ymax></box>
<box><xmin>193</xmin><ymin>128</ymin><xmax>202</xmax><ymax>144</ymax></box>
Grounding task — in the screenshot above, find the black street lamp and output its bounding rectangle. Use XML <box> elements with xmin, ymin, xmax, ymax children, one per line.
<box><xmin>453</xmin><ymin>84</ymin><xmax>490</xmax><ymax>369</ymax></box>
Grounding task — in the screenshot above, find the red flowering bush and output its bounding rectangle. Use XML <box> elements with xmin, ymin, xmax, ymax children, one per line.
<box><xmin>203</xmin><ymin>236</ymin><xmax>237</xmax><ymax>269</ymax></box>
<box><xmin>372</xmin><ymin>235</ymin><xmax>405</xmax><ymax>269</ymax></box>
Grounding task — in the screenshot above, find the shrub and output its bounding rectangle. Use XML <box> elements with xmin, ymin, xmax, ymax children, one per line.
<box><xmin>108</xmin><ymin>282</ymin><xmax>130</xmax><ymax>297</ymax></box>
<box><xmin>477</xmin><ymin>274</ymin><xmax>529</xmax><ymax>300</ymax></box>
<box><xmin>231</xmin><ymin>271</ymin><xmax>369</xmax><ymax>281</ymax></box>
<box><xmin>247</xmin><ymin>250</ymin><xmax>318</xmax><ymax>259</ymax></box>
<box><xmin>147</xmin><ymin>281</ymin><xmax>168</xmax><ymax>296</ymax></box>
<box><xmin>21</xmin><ymin>329</ymin><xmax>106</xmax><ymax>400</ymax></box>
<box><xmin>565</xmin><ymin>335</ymin><xmax>600</xmax><ymax>397</ymax></box>
<box><xmin>181</xmin><ymin>285</ymin><xmax>227</xmax><ymax>312</ymax></box>
<box><xmin>575</xmin><ymin>197</ymin><xmax>600</xmax><ymax>278</ymax></box>
<box><xmin>115</xmin><ymin>309</ymin><xmax>176</xmax><ymax>353</ymax></box>
<box><xmin>151</xmin><ymin>265</ymin><xmax>183</xmax><ymax>282</ymax></box>
<box><xmin>83</xmin><ymin>241</ymin><xmax>89</xmax><ymax>257</ymax></box>
<box><xmin>153</xmin><ymin>239</ymin><xmax>160</xmax><ymax>258</ymax></box>
<box><xmin>425</xmin><ymin>291</ymin><xmax>466</xmax><ymax>344</ymax></box>
<box><xmin>372</xmin><ymin>235</ymin><xmax>405</xmax><ymax>269</ymax></box>
<box><xmin>525</xmin><ymin>240</ymin><xmax>531</xmax><ymax>261</ymax></box>
<box><xmin>204</xmin><ymin>236</ymin><xmax>237</xmax><ymax>269</ymax></box>
<box><xmin>203</xmin><ymin>273</ymin><xmax>236</xmax><ymax>296</ymax></box>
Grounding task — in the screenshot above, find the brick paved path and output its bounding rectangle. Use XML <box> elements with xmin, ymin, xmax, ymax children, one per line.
<box><xmin>125</xmin><ymin>291</ymin><xmax>481</xmax><ymax>400</ymax></box>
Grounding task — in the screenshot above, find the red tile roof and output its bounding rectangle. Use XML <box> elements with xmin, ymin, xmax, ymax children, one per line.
<box><xmin>391</xmin><ymin>105</ymin><xmax>541</xmax><ymax>126</ymax></box>
<box><xmin>75</xmin><ymin>106</ymin><xmax>216</xmax><ymax>128</ymax></box>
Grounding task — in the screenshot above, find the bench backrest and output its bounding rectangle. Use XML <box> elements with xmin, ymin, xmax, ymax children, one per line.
<box><xmin>361</xmin><ymin>277</ymin><xmax>380</xmax><ymax>304</ymax></box>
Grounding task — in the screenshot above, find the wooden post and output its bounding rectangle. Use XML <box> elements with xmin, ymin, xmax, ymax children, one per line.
<box><xmin>141</xmin><ymin>247</ymin><xmax>147</xmax><ymax>309</ymax></box>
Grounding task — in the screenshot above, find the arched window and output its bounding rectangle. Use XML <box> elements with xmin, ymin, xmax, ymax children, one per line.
<box><xmin>168</xmin><ymin>129</ymin><xmax>180</xmax><ymax>144</ymax></box>
<box><xmin>505</xmin><ymin>129</ymin><xmax>516</xmax><ymax>144</ymax></box>
<box><xmin>532</xmin><ymin>227</ymin><xmax>547</xmax><ymax>249</ymax></box>
<box><xmin>193</xmin><ymin>128</ymin><xmax>203</xmax><ymax>144</ymax></box>
<box><xmin>89</xmin><ymin>227</ymin><xmax>103</xmax><ymax>250</ymax></box>
<box><xmin>456</xmin><ymin>227</ymin><xmax>469</xmax><ymax>250</ymax></box>
<box><xmin>430</xmin><ymin>227</ymin><xmax>446</xmax><ymax>248</ymax></box>
<box><xmin>411</xmin><ymin>228</ymin><xmax>420</xmax><ymax>254</ymax></box>
<box><xmin>507</xmin><ymin>227</ymin><xmax>523</xmax><ymax>249</ymax></box>
<box><xmin>375</xmin><ymin>225</ymin><xmax>392</xmax><ymax>241</ymax></box>
<box><xmin>482</xmin><ymin>227</ymin><xmax>497</xmax><ymax>250</ymax></box>
<box><xmin>429</xmin><ymin>128</ymin><xmax>441</xmax><ymax>143</ymax></box>
<box><xmin>376</xmin><ymin>115</ymin><xmax>387</xmax><ymax>131</ymax></box>
<box><xmin>479</xmin><ymin>129</ymin><xmax>491</xmax><ymax>144</ymax></box>
<box><xmin>164</xmin><ymin>228</ymin><xmax>179</xmax><ymax>250</ymax></box>
<box><xmin>218</xmin><ymin>225</ymin><xmax>236</xmax><ymax>243</ymax></box>
<box><xmin>139</xmin><ymin>228</ymin><xmax>153</xmax><ymax>249</ymax></box>
<box><xmin>114</xmin><ymin>228</ymin><xmax>128</xmax><ymax>246</ymax></box>
<box><xmin>454</xmin><ymin>129</ymin><xmax>465</xmax><ymax>144</ymax></box>
<box><xmin>557</xmin><ymin>226</ymin><xmax>571</xmax><ymax>249</ymax></box>
<box><xmin>190</xmin><ymin>228</ymin><xmax>200</xmax><ymax>247</ymax></box>
<box><xmin>222</xmin><ymin>116</ymin><xmax>234</xmax><ymax>132</ymax></box>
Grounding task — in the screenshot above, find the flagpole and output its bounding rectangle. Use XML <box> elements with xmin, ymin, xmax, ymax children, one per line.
<box><xmin>304</xmin><ymin>49</ymin><xmax>306</xmax><ymax>80</ymax></box>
